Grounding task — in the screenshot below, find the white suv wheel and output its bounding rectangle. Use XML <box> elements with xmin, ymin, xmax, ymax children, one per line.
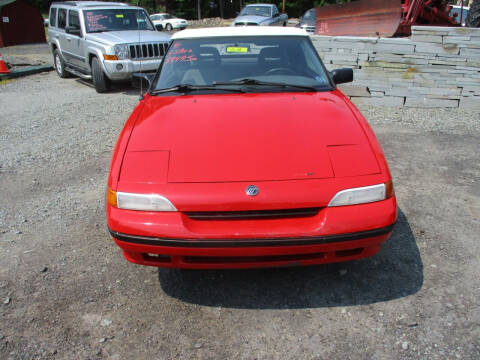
<box><xmin>55</xmin><ymin>54</ymin><xmax>62</xmax><ymax>73</ymax></box>
<box><xmin>53</xmin><ymin>49</ymin><xmax>69</xmax><ymax>78</ymax></box>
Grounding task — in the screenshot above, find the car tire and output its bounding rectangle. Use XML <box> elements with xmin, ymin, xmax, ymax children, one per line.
<box><xmin>466</xmin><ymin>0</ymin><xmax>480</xmax><ymax>28</ymax></box>
<box><xmin>53</xmin><ymin>49</ymin><xmax>70</xmax><ymax>78</ymax></box>
<box><xmin>156</xmin><ymin>24</ymin><xmax>163</xmax><ymax>31</ymax></box>
<box><xmin>91</xmin><ymin>56</ymin><xmax>110</xmax><ymax>93</ymax></box>
<box><xmin>166</xmin><ymin>23</ymin><xmax>173</xmax><ymax>31</ymax></box>
<box><xmin>283</xmin><ymin>22</ymin><xmax>287</xmax><ymax>26</ymax></box>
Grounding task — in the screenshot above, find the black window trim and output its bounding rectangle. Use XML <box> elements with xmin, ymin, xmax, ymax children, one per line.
<box><xmin>49</xmin><ymin>7</ymin><xmax>57</xmax><ymax>28</ymax></box>
<box><xmin>68</xmin><ymin>9</ymin><xmax>81</xmax><ymax>36</ymax></box>
<box><xmin>57</xmin><ymin>7</ymin><xmax>67</xmax><ymax>29</ymax></box>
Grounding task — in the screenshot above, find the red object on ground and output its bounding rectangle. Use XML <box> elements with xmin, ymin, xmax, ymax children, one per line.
<box><xmin>0</xmin><ymin>53</ymin><xmax>9</xmax><ymax>73</ymax></box>
<box><xmin>106</xmin><ymin>90</ymin><xmax>397</xmax><ymax>269</ymax></box>
<box><xmin>314</xmin><ymin>0</ymin><xmax>460</xmax><ymax>37</ymax></box>
<box><xmin>397</xmin><ymin>0</ymin><xmax>460</xmax><ymax>36</ymax></box>
<box><xmin>0</xmin><ymin>0</ymin><xmax>46</xmax><ymax>48</ymax></box>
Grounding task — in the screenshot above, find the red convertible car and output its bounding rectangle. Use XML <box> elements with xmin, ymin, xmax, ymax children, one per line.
<box><xmin>106</xmin><ymin>27</ymin><xmax>397</xmax><ymax>269</ymax></box>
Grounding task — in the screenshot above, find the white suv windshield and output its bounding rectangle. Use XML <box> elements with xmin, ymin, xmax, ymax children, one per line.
<box><xmin>153</xmin><ymin>36</ymin><xmax>332</xmax><ymax>94</ymax></box>
<box><xmin>84</xmin><ymin>9</ymin><xmax>154</xmax><ymax>33</ymax></box>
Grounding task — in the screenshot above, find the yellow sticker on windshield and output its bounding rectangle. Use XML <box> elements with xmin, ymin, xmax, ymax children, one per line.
<box><xmin>115</xmin><ymin>14</ymin><xmax>124</xmax><ymax>18</ymax></box>
<box><xmin>226</xmin><ymin>46</ymin><xmax>249</xmax><ymax>53</ymax></box>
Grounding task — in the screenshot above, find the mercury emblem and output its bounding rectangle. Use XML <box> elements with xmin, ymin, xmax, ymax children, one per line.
<box><xmin>245</xmin><ymin>185</ymin><xmax>259</xmax><ymax>197</ymax></box>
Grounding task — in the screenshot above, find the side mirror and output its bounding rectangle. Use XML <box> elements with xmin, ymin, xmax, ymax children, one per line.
<box><xmin>132</xmin><ymin>72</ymin><xmax>155</xmax><ymax>93</ymax></box>
<box><xmin>330</xmin><ymin>68</ymin><xmax>353</xmax><ymax>85</ymax></box>
<box><xmin>65</xmin><ymin>26</ymin><xmax>81</xmax><ymax>36</ymax></box>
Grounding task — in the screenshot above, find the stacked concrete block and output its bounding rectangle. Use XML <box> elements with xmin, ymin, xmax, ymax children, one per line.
<box><xmin>311</xmin><ymin>26</ymin><xmax>480</xmax><ymax>109</ymax></box>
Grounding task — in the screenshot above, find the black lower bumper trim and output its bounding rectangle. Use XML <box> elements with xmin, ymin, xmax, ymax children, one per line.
<box><xmin>109</xmin><ymin>224</ymin><xmax>395</xmax><ymax>248</ymax></box>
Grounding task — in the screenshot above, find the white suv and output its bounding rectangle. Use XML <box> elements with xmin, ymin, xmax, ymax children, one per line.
<box><xmin>48</xmin><ymin>1</ymin><xmax>171</xmax><ymax>93</ymax></box>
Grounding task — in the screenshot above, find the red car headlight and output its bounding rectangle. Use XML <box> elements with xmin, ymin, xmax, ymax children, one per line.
<box><xmin>328</xmin><ymin>181</ymin><xmax>394</xmax><ymax>207</ymax></box>
<box><xmin>107</xmin><ymin>188</ymin><xmax>177</xmax><ymax>212</ymax></box>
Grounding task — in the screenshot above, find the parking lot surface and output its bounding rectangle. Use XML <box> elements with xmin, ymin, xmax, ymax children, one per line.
<box><xmin>1</xmin><ymin>69</ymin><xmax>479</xmax><ymax>359</ymax></box>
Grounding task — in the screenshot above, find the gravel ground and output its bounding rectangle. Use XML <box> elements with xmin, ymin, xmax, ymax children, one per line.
<box><xmin>1</xmin><ymin>59</ymin><xmax>480</xmax><ymax>359</ymax></box>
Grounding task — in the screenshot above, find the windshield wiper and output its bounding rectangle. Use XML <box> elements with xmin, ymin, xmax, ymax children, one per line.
<box><xmin>213</xmin><ymin>79</ymin><xmax>317</xmax><ymax>92</ymax></box>
<box><xmin>150</xmin><ymin>84</ymin><xmax>245</xmax><ymax>95</ymax></box>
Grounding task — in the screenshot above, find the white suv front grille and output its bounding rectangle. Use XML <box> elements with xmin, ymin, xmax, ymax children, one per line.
<box><xmin>128</xmin><ymin>42</ymin><xmax>169</xmax><ymax>60</ymax></box>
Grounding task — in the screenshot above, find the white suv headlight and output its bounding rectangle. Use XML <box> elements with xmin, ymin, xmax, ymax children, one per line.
<box><xmin>114</xmin><ymin>44</ymin><xmax>130</xmax><ymax>60</ymax></box>
<box><xmin>328</xmin><ymin>183</ymin><xmax>392</xmax><ymax>207</ymax></box>
<box><xmin>116</xmin><ymin>191</ymin><xmax>177</xmax><ymax>211</ymax></box>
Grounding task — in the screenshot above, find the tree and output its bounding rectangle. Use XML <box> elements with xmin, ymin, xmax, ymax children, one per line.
<box><xmin>218</xmin><ymin>0</ymin><xmax>224</xmax><ymax>18</ymax></box>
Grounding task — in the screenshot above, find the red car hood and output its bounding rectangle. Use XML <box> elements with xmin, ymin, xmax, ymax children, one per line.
<box><xmin>124</xmin><ymin>91</ymin><xmax>380</xmax><ymax>183</ymax></box>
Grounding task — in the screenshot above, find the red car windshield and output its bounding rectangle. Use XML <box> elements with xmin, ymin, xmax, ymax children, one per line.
<box><xmin>153</xmin><ymin>36</ymin><xmax>332</xmax><ymax>94</ymax></box>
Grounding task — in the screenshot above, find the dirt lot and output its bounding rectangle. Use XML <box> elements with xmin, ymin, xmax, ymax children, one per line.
<box><xmin>1</xmin><ymin>45</ymin><xmax>480</xmax><ymax>360</ymax></box>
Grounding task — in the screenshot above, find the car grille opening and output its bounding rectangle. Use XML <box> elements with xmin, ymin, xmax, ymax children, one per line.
<box><xmin>183</xmin><ymin>252</ymin><xmax>326</xmax><ymax>264</ymax></box>
<box><xmin>185</xmin><ymin>208</ymin><xmax>321</xmax><ymax>220</ymax></box>
<box><xmin>129</xmin><ymin>42</ymin><xmax>168</xmax><ymax>60</ymax></box>
<box><xmin>335</xmin><ymin>248</ymin><xmax>363</xmax><ymax>257</ymax></box>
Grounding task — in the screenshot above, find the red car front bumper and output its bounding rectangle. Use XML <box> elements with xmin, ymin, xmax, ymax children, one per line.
<box><xmin>107</xmin><ymin>197</ymin><xmax>397</xmax><ymax>269</ymax></box>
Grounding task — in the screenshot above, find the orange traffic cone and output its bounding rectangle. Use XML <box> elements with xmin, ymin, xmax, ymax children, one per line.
<box><xmin>0</xmin><ymin>53</ymin><xmax>10</xmax><ymax>74</ymax></box>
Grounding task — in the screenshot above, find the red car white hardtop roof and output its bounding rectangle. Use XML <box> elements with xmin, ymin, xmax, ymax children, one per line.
<box><xmin>171</xmin><ymin>26</ymin><xmax>309</xmax><ymax>40</ymax></box>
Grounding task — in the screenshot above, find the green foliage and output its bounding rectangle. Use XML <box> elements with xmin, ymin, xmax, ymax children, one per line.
<box><xmin>134</xmin><ymin>0</ymin><xmax>165</xmax><ymax>14</ymax></box>
<box><xmin>173</xmin><ymin>0</ymin><xmax>198</xmax><ymax>19</ymax></box>
<box><xmin>25</xmin><ymin>0</ymin><xmax>52</xmax><ymax>12</ymax></box>
<box><xmin>156</xmin><ymin>4</ymin><xmax>166</xmax><ymax>13</ymax></box>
